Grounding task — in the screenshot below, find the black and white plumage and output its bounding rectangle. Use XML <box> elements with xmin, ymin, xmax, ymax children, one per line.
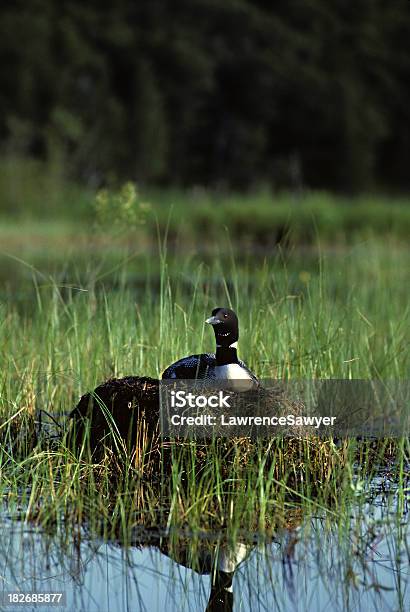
<box><xmin>162</xmin><ymin>307</ymin><xmax>258</xmax><ymax>383</ymax></box>
<box><xmin>68</xmin><ymin>309</ymin><xmax>258</xmax><ymax>453</ymax></box>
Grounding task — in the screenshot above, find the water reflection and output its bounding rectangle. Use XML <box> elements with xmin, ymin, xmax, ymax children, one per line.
<box><xmin>0</xmin><ymin>496</ymin><xmax>408</xmax><ymax>612</ymax></box>
<box><xmin>0</xmin><ymin>522</ymin><xmax>255</xmax><ymax>611</ymax></box>
<box><xmin>158</xmin><ymin>538</ymin><xmax>251</xmax><ymax>611</ymax></box>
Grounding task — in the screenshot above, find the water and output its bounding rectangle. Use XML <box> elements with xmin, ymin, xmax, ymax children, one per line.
<box><xmin>0</xmin><ymin>483</ymin><xmax>408</xmax><ymax>612</ymax></box>
<box><xmin>0</xmin><ymin>243</ymin><xmax>408</xmax><ymax>611</ymax></box>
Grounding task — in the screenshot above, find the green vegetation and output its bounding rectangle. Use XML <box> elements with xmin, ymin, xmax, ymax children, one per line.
<box><xmin>0</xmin><ymin>160</ymin><xmax>409</xmax><ymax>247</ymax></box>
<box><xmin>2</xmin><ymin>1</ymin><xmax>409</xmax><ymax>605</ymax></box>
<box><xmin>0</xmin><ymin>179</ymin><xmax>408</xmax><ymax>612</ymax></box>
<box><xmin>2</xmin><ymin>3</ymin><xmax>410</xmax><ymax>191</ymax></box>
<box><xmin>0</xmin><ymin>226</ymin><xmax>408</xmax><ymax>541</ymax></box>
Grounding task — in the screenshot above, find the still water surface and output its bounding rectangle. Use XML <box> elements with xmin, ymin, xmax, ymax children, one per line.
<box><xmin>1</xmin><ymin>481</ymin><xmax>408</xmax><ymax>612</ymax></box>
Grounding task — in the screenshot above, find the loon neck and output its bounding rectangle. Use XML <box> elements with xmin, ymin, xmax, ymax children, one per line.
<box><xmin>215</xmin><ymin>344</ymin><xmax>238</xmax><ymax>366</ymax></box>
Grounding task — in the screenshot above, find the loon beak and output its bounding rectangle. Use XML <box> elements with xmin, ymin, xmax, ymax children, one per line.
<box><xmin>205</xmin><ymin>316</ymin><xmax>221</xmax><ymax>325</ymax></box>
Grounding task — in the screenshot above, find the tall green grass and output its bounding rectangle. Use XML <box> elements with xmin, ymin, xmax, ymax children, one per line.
<box><xmin>0</xmin><ymin>237</ymin><xmax>408</xmax><ymax>539</ymax></box>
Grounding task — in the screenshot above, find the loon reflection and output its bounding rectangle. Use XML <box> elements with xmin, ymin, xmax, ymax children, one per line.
<box><xmin>157</xmin><ymin>538</ymin><xmax>251</xmax><ymax>612</ymax></box>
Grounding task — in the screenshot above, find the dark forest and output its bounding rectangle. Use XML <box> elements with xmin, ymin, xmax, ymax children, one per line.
<box><xmin>1</xmin><ymin>1</ymin><xmax>409</xmax><ymax>191</ymax></box>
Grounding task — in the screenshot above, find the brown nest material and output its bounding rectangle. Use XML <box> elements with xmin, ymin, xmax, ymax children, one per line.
<box><xmin>66</xmin><ymin>376</ymin><xmax>346</xmax><ymax>475</ymax></box>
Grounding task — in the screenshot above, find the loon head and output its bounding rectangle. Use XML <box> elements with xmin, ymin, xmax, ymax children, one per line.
<box><xmin>205</xmin><ymin>307</ymin><xmax>239</xmax><ymax>348</ymax></box>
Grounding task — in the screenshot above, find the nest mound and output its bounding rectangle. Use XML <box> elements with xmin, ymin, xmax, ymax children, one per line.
<box><xmin>67</xmin><ymin>376</ymin><xmax>343</xmax><ymax>469</ymax></box>
<box><xmin>67</xmin><ymin>376</ymin><xmax>309</xmax><ymax>449</ymax></box>
<box><xmin>68</xmin><ymin>376</ymin><xmax>160</xmax><ymax>452</ymax></box>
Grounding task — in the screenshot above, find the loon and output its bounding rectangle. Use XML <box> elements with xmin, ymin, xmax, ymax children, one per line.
<box><xmin>162</xmin><ymin>307</ymin><xmax>258</xmax><ymax>383</ymax></box>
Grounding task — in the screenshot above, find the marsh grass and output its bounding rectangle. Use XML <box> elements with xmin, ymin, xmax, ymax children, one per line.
<box><xmin>1</xmin><ymin>157</ymin><xmax>410</xmax><ymax>242</ymax></box>
<box><xmin>0</xmin><ymin>235</ymin><xmax>408</xmax><ymax>544</ymax></box>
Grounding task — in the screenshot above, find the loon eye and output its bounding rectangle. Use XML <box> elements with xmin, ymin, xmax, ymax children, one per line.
<box><xmin>223</xmin><ymin>313</ymin><xmax>228</xmax><ymax>319</ymax></box>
